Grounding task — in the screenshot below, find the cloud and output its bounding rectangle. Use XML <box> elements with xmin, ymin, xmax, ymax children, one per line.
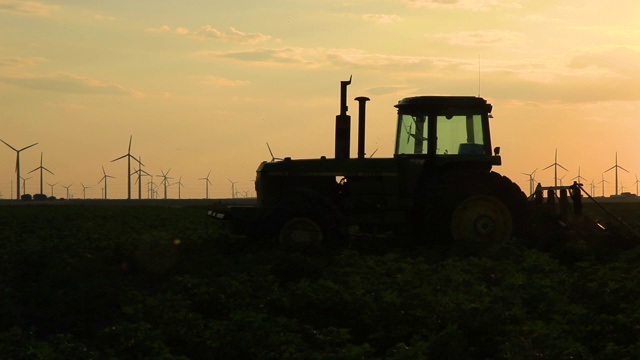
<box><xmin>568</xmin><ymin>46</ymin><xmax>640</xmax><ymax>77</ymax></box>
<box><xmin>0</xmin><ymin>0</ymin><xmax>57</xmax><ymax>16</ymax></box>
<box><xmin>430</xmin><ymin>30</ymin><xmax>524</xmax><ymax>47</ymax></box>
<box><xmin>0</xmin><ymin>72</ymin><xmax>140</xmax><ymax>96</ymax></box>
<box><xmin>200</xmin><ymin>76</ymin><xmax>249</xmax><ymax>87</ymax></box>
<box><xmin>147</xmin><ymin>25</ymin><xmax>272</xmax><ymax>44</ymax></box>
<box><xmin>403</xmin><ymin>0</ymin><xmax>520</xmax><ymax>11</ymax></box>
<box><xmin>362</xmin><ymin>13</ymin><xmax>403</xmax><ymax>24</ymax></box>
<box><xmin>196</xmin><ymin>47</ymin><xmax>433</xmax><ymax>69</ymax></box>
<box><xmin>94</xmin><ymin>14</ymin><xmax>116</xmax><ymax>21</ymax></box>
<box><xmin>0</xmin><ymin>56</ymin><xmax>47</xmax><ymax>70</ymax></box>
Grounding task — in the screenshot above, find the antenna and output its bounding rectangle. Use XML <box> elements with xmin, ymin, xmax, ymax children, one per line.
<box><xmin>478</xmin><ymin>54</ymin><xmax>481</xmax><ymax>97</ymax></box>
<box><xmin>1</xmin><ymin>139</ymin><xmax>38</xmax><ymax>199</ymax></box>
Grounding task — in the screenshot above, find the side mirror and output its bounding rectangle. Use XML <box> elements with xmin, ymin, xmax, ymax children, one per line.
<box><xmin>494</xmin><ymin>146</ymin><xmax>501</xmax><ymax>155</ymax></box>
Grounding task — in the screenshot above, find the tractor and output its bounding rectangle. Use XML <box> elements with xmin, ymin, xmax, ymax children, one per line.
<box><xmin>213</xmin><ymin>77</ymin><xmax>531</xmax><ymax>248</ymax></box>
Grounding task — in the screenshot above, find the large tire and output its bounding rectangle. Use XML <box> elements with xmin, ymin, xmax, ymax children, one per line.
<box><xmin>447</xmin><ymin>171</ymin><xmax>528</xmax><ymax>242</ymax></box>
<box><xmin>417</xmin><ymin>170</ymin><xmax>528</xmax><ymax>244</ymax></box>
<box><xmin>258</xmin><ymin>190</ymin><xmax>346</xmax><ymax>250</ymax></box>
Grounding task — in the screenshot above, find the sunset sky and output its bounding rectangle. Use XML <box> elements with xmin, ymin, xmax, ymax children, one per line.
<box><xmin>1</xmin><ymin>0</ymin><xmax>639</xmax><ymax>199</ymax></box>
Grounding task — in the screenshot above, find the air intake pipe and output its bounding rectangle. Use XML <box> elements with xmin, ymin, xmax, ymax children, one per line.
<box><xmin>335</xmin><ymin>76</ymin><xmax>352</xmax><ymax>159</ymax></box>
<box><xmin>355</xmin><ymin>96</ymin><xmax>370</xmax><ymax>159</ymax></box>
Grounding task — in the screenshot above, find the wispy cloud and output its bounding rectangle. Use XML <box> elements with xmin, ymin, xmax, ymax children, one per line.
<box><xmin>362</xmin><ymin>13</ymin><xmax>403</xmax><ymax>24</ymax></box>
<box><xmin>0</xmin><ymin>72</ymin><xmax>141</xmax><ymax>96</ymax></box>
<box><xmin>148</xmin><ymin>25</ymin><xmax>272</xmax><ymax>44</ymax></box>
<box><xmin>94</xmin><ymin>14</ymin><xmax>116</xmax><ymax>21</ymax></box>
<box><xmin>0</xmin><ymin>56</ymin><xmax>47</xmax><ymax>70</ymax></box>
<box><xmin>403</xmin><ymin>0</ymin><xmax>520</xmax><ymax>11</ymax></box>
<box><xmin>0</xmin><ymin>0</ymin><xmax>57</xmax><ymax>16</ymax></box>
<box><xmin>430</xmin><ymin>30</ymin><xmax>524</xmax><ymax>47</ymax></box>
<box><xmin>196</xmin><ymin>47</ymin><xmax>432</xmax><ymax>69</ymax></box>
<box><xmin>200</xmin><ymin>76</ymin><xmax>249</xmax><ymax>87</ymax></box>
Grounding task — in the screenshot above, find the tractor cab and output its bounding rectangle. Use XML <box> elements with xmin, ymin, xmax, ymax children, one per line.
<box><xmin>394</xmin><ymin>96</ymin><xmax>500</xmax><ymax>165</ymax></box>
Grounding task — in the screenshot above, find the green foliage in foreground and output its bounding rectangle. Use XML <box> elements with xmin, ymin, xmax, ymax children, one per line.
<box><xmin>2</xmin><ymin>204</ymin><xmax>640</xmax><ymax>359</ymax></box>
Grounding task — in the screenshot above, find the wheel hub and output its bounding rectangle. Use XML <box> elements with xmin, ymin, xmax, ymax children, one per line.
<box><xmin>451</xmin><ymin>195</ymin><xmax>513</xmax><ymax>242</ymax></box>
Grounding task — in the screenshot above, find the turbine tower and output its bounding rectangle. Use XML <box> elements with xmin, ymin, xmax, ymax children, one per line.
<box><xmin>634</xmin><ymin>175</ymin><xmax>639</xmax><ymax>196</ymax></box>
<box><xmin>521</xmin><ymin>168</ymin><xmax>537</xmax><ymax>196</ymax></box>
<box><xmin>62</xmin><ymin>184</ymin><xmax>72</xmax><ymax>199</ymax></box>
<box><xmin>28</xmin><ymin>152</ymin><xmax>54</xmax><ymax>195</ymax></box>
<box><xmin>1</xmin><ymin>139</ymin><xmax>38</xmax><ymax>199</ymax></box>
<box><xmin>99</xmin><ymin>166</ymin><xmax>116</xmax><ymax>199</ymax></box>
<box><xmin>132</xmin><ymin>156</ymin><xmax>150</xmax><ymax>200</ymax></box>
<box><xmin>597</xmin><ymin>174</ymin><xmax>610</xmax><ymax>197</ymax></box>
<box><xmin>47</xmin><ymin>182</ymin><xmax>58</xmax><ymax>197</ymax></box>
<box><xmin>604</xmin><ymin>152</ymin><xmax>628</xmax><ymax>196</ymax></box>
<box><xmin>81</xmin><ymin>183</ymin><xmax>90</xmax><ymax>199</ymax></box>
<box><xmin>158</xmin><ymin>169</ymin><xmax>172</xmax><ymax>199</ymax></box>
<box><xmin>542</xmin><ymin>149</ymin><xmax>568</xmax><ymax>187</ymax></box>
<box><xmin>20</xmin><ymin>176</ymin><xmax>32</xmax><ymax>196</ymax></box>
<box><xmin>228</xmin><ymin>179</ymin><xmax>239</xmax><ymax>199</ymax></box>
<box><xmin>111</xmin><ymin>135</ymin><xmax>141</xmax><ymax>200</ymax></box>
<box><xmin>174</xmin><ymin>176</ymin><xmax>184</xmax><ymax>200</ymax></box>
<box><xmin>572</xmin><ymin>166</ymin><xmax>586</xmax><ymax>186</ymax></box>
<box><xmin>200</xmin><ymin>170</ymin><xmax>212</xmax><ymax>199</ymax></box>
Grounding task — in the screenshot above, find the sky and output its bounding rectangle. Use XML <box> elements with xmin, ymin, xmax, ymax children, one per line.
<box><xmin>1</xmin><ymin>0</ymin><xmax>640</xmax><ymax>200</ymax></box>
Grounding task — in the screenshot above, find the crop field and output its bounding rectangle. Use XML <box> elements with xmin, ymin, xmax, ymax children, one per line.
<box><xmin>1</xmin><ymin>201</ymin><xmax>640</xmax><ymax>359</ymax></box>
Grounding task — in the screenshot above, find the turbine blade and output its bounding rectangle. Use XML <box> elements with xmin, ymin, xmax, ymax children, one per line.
<box><xmin>0</xmin><ymin>139</ymin><xmax>18</xmax><ymax>151</ymax></box>
<box><xmin>19</xmin><ymin>143</ymin><xmax>38</xmax><ymax>152</ymax></box>
<box><xmin>112</xmin><ymin>154</ymin><xmax>127</xmax><ymax>162</ymax></box>
<box><xmin>619</xmin><ymin>166</ymin><xmax>630</xmax><ymax>173</ymax></box>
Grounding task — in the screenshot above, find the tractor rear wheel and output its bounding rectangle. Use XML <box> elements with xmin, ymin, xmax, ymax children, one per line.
<box><xmin>450</xmin><ymin>194</ymin><xmax>513</xmax><ymax>242</ymax></box>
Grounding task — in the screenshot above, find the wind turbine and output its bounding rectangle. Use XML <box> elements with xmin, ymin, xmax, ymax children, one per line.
<box><xmin>634</xmin><ymin>175</ymin><xmax>639</xmax><ymax>196</ymax></box>
<box><xmin>604</xmin><ymin>152</ymin><xmax>628</xmax><ymax>196</ymax></box>
<box><xmin>572</xmin><ymin>166</ymin><xmax>586</xmax><ymax>185</ymax></box>
<box><xmin>558</xmin><ymin>174</ymin><xmax>566</xmax><ymax>186</ymax></box>
<box><xmin>542</xmin><ymin>149</ymin><xmax>568</xmax><ymax>187</ymax></box>
<box><xmin>157</xmin><ymin>169</ymin><xmax>172</xmax><ymax>199</ymax></box>
<box><xmin>173</xmin><ymin>176</ymin><xmax>185</xmax><ymax>199</ymax></box>
<box><xmin>81</xmin><ymin>183</ymin><xmax>90</xmax><ymax>199</ymax></box>
<box><xmin>266</xmin><ymin>142</ymin><xmax>283</xmax><ymax>161</ymax></box>
<box><xmin>228</xmin><ymin>179</ymin><xmax>239</xmax><ymax>199</ymax></box>
<box><xmin>200</xmin><ymin>170</ymin><xmax>212</xmax><ymax>199</ymax></box>
<box><xmin>597</xmin><ymin>174</ymin><xmax>610</xmax><ymax>197</ymax></box>
<box><xmin>589</xmin><ymin>179</ymin><xmax>595</xmax><ymax>196</ymax></box>
<box><xmin>46</xmin><ymin>182</ymin><xmax>58</xmax><ymax>197</ymax></box>
<box><xmin>28</xmin><ymin>152</ymin><xmax>54</xmax><ymax>195</ymax></box>
<box><xmin>521</xmin><ymin>168</ymin><xmax>537</xmax><ymax>196</ymax></box>
<box><xmin>1</xmin><ymin>139</ymin><xmax>38</xmax><ymax>199</ymax></box>
<box><xmin>131</xmin><ymin>155</ymin><xmax>150</xmax><ymax>200</ymax></box>
<box><xmin>111</xmin><ymin>135</ymin><xmax>141</xmax><ymax>200</ymax></box>
<box><xmin>20</xmin><ymin>176</ymin><xmax>32</xmax><ymax>196</ymax></box>
<box><xmin>98</xmin><ymin>166</ymin><xmax>115</xmax><ymax>199</ymax></box>
<box><xmin>62</xmin><ymin>184</ymin><xmax>72</xmax><ymax>199</ymax></box>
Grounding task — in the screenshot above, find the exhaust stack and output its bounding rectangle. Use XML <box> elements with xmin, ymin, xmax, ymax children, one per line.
<box><xmin>335</xmin><ymin>76</ymin><xmax>352</xmax><ymax>159</ymax></box>
<box><xmin>355</xmin><ymin>96</ymin><xmax>370</xmax><ymax>159</ymax></box>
